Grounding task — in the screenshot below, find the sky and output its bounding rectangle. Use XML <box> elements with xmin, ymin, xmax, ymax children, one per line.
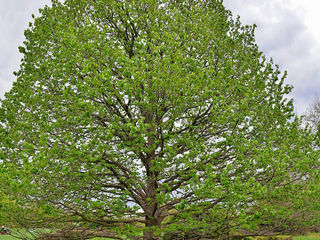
<box><xmin>0</xmin><ymin>0</ymin><xmax>319</xmax><ymax>115</ymax></box>
<box><xmin>224</xmin><ymin>0</ymin><xmax>320</xmax><ymax>115</ymax></box>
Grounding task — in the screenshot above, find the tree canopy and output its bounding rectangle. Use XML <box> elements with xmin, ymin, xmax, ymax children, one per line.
<box><xmin>0</xmin><ymin>0</ymin><xmax>319</xmax><ymax>239</ymax></box>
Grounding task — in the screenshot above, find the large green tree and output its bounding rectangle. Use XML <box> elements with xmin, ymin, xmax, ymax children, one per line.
<box><xmin>0</xmin><ymin>0</ymin><xmax>319</xmax><ymax>239</ymax></box>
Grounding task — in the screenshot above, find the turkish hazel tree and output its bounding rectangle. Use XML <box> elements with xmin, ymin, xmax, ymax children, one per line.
<box><xmin>0</xmin><ymin>0</ymin><xmax>319</xmax><ymax>239</ymax></box>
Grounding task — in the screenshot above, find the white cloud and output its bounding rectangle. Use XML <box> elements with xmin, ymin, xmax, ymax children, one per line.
<box><xmin>224</xmin><ymin>0</ymin><xmax>320</xmax><ymax>115</ymax></box>
<box><xmin>0</xmin><ymin>0</ymin><xmax>51</xmax><ymax>99</ymax></box>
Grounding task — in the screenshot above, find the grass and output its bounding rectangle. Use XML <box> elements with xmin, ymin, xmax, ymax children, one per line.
<box><xmin>0</xmin><ymin>228</ymin><xmax>51</xmax><ymax>240</ymax></box>
<box><xmin>0</xmin><ymin>228</ymin><xmax>114</xmax><ymax>240</ymax></box>
<box><xmin>0</xmin><ymin>236</ymin><xmax>113</xmax><ymax>240</ymax></box>
<box><xmin>0</xmin><ymin>234</ymin><xmax>113</xmax><ymax>240</ymax></box>
<box><xmin>0</xmin><ymin>234</ymin><xmax>20</xmax><ymax>240</ymax></box>
<box><xmin>294</xmin><ymin>233</ymin><xmax>320</xmax><ymax>240</ymax></box>
<box><xmin>0</xmin><ymin>229</ymin><xmax>35</xmax><ymax>240</ymax></box>
<box><xmin>0</xmin><ymin>235</ymin><xmax>15</xmax><ymax>240</ymax></box>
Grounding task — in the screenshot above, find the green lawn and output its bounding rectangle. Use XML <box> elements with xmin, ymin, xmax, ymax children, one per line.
<box><xmin>0</xmin><ymin>234</ymin><xmax>113</xmax><ymax>240</ymax></box>
<box><xmin>0</xmin><ymin>230</ymin><xmax>113</xmax><ymax>240</ymax></box>
<box><xmin>0</xmin><ymin>234</ymin><xmax>18</xmax><ymax>240</ymax></box>
<box><xmin>0</xmin><ymin>235</ymin><xmax>112</xmax><ymax>240</ymax></box>
<box><xmin>0</xmin><ymin>236</ymin><xmax>112</xmax><ymax>240</ymax></box>
<box><xmin>294</xmin><ymin>233</ymin><xmax>320</xmax><ymax>240</ymax></box>
<box><xmin>0</xmin><ymin>229</ymin><xmax>34</xmax><ymax>240</ymax></box>
<box><xmin>0</xmin><ymin>228</ymin><xmax>49</xmax><ymax>240</ymax></box>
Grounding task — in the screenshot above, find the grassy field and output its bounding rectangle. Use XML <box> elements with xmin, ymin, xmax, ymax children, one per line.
<box><xmin>0</xmin><ymin>236</ymin><xmax>112</xmax><ymax>240</ymax></box>
<box><xmin>0</xmin><ymin>235</ymin><xmax>112</xmax><ymax>240</ymax></box>
<box><xmin>0</xmin><ymin>232</ymin><xmax>113</xmax><ymax>240</ymax></box>
<box><xmin>294</xmin><ymin>233</ymin><xmax>320</xmax><ymax>240</ymax></box>
<box><xmin>0</xmin><ymin>235</ymin><xmax>113</xmax><ymax>240</ymax></box>
<box><xmin>0</xmin><ymin>235</ymin><xmax>15</xmax><ymax>240</ymax></box>
<box><xmin>0</xmin><ymin>227</ymin><xmax>115</xmax><ymax>240</ymax></box>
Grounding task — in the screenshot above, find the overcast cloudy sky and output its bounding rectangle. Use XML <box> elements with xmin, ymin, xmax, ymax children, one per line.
<box><xmin>224</xmin><ymin>0</ymin><xmax>320</xmax><ymax>115</ymax></box>
<box><xmin>0</xmin><ymin>0</ymin><xmax>319</xmax><ymax>115</ymax></box>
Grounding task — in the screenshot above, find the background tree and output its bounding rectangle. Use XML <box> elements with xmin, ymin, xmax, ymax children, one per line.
<box><xmin>0</xmin><ymin>0</ymin><xmax>319</xmax><ymax>239</ymax></box>
<box><xmin>305</xmin><ymin>96</ymin><xmax>320</xmax><ymax>131</ymax></box>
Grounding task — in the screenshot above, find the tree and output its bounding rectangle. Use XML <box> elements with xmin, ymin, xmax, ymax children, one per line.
<box><xmin>0</xmin><ymin>0</ymin><xmax>319</xmax><ymax>239</ymax></box>
<box><xmin>305</xmin><ymin>96</ymin><xmax>320</xmax><ymax>131</ymax></box>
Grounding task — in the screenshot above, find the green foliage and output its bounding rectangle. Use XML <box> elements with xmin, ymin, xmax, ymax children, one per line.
<box><xmin>0</xmin><ymin>0</ymin><xmax>320</xmax><ymax>239</ymax></box>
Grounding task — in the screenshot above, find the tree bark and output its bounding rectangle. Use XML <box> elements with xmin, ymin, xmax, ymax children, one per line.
<box><xmin>143</xmin><ymin>215</ymin><xmax>161</xmax><ymax>240</ymax></box>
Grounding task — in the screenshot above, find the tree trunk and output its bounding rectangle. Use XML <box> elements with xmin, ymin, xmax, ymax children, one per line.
<box><xmin>143</xmin><ymin>215</ymin><xmax>161</xmax><ymax>240</ymax></box>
